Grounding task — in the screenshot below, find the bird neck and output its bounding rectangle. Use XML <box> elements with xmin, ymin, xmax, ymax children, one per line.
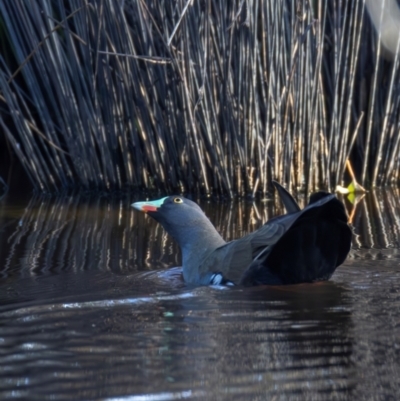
<box><xmin>177</xmin><ymin>219</ymin><xmax>226</xmax><ymax>281</ymax></box>
<box><xmin>181</xmin><ymin>227</ymin><xmax>225</xmax><ymax>260</ymax></box>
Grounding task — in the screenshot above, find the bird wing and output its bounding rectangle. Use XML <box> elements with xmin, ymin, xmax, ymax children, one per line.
<box><xmin>272</xmin><ymin>181</ymin><xmax>301</xmax><ymax>213</ymax></box>
<box><xmin>241</xmin><ymin>194</ymin><xmax>352</xmax><ymax>285</ymax></box>
<box><xmin>201</xmin><ymin>211</ymin><xmax>303</xmax><ymax>284</ymax></box>
<box><xmin>198</xmin><ymin>193</ymin><xmax>342</xmax><ymax>285</ymax></box>
<box><xmin>226</xmin><ymin>212</ymin><xmax>305</xmax><ymax>283</ymax></box>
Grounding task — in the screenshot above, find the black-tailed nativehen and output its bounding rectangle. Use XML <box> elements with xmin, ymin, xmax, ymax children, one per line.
<box><xmin>132</xmin><ymin>182</ymin><xmax>352</xmax><ymax>286</ymax></box>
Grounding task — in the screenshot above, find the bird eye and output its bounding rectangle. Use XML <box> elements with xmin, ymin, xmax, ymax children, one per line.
<box><xmin>173</xmin><ymin>197</ymin><xmax>183</xmax><ymax>204</ymax></box>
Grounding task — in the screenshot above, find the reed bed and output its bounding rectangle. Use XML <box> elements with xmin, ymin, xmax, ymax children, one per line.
<box><xmin>0</xmin><ymin>0</ymin><xmax>399</xmax><ymax>196</ymax></box>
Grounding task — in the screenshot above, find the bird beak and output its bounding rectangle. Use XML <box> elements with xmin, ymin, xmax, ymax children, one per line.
<box><xmin>131</xmin><ymin>197</ymin><xmax>167</xmax><ymax>213</ymax></box>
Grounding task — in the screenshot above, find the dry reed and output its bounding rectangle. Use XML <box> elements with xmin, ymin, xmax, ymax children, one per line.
<box><xmin>0</xmin><ymin>0</ymin><xmax>399</xmax><ymax>196</ymax></box>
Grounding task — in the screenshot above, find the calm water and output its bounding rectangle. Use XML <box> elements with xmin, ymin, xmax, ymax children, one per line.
<box><xmin>0</xmin><ymin>190</ymin><xmax>400</xmax><ymax>400</ymax></box>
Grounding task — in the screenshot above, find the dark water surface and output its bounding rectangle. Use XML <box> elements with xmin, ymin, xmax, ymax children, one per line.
<box><xmin>0</xmin><ymin>191</ymin><xmax>400</xmax><ymax>400</ymax></box>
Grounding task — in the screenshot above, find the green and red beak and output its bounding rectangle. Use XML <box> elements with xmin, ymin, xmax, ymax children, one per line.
<box><xmin>131</xmin><ymin>197</ymin><xmax>167</xmax><ymax>213</ymax></box>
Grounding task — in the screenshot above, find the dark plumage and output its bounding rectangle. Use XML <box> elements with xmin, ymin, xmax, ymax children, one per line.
<box><xmin>132</xmin><ymin>182</ymin><xmax>352</xmax><ymax>286</ymax></box>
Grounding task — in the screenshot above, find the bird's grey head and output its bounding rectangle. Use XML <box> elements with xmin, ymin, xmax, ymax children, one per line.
<box><xmin>131</xmin><ymin>196</ymin><xmax>223</xmax><ymax>250</ymax></box>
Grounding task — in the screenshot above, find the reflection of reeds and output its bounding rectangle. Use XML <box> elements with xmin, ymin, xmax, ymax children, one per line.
<box><xmin>0</xmin><ymin>194</ymin><xmax>277</xmax><ymax>277</ymax></box>
<box><xmin>0</xmin><ymin>176</ymin><xmax>7</xmax><ymax>200</ymax></box>
<box><xmin>1</xmin><ymin>190</ymin><xmax>400</xmax><ymax>277</ymax></box>
<box><xmin>0</xmin><ymin>195</ymin><xmax>180</xmax><ymax>277</ymax></box>
<box><xmin>0</xmin><ymin>1</ymin><xmax>399</xmax><ymax>195</ymax></box>
<box><xmin>346</xmin><ymin>188</ymin><xmax>400</xmax><ymax>259</ymax></box>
